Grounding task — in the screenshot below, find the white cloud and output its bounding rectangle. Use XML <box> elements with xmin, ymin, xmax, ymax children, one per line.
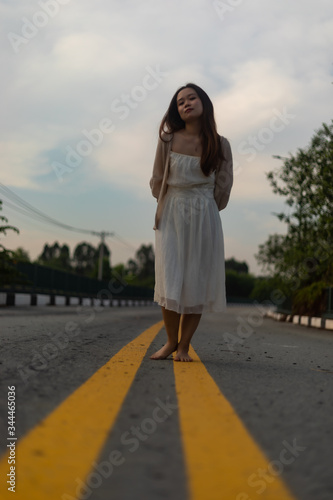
<box><xmin>214</xmin><ymin>58</ymin><xmax>300</xmax><ymax>139</ymax></box>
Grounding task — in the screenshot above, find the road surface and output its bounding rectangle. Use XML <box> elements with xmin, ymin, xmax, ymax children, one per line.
<box><xmin>0</xmin><ymin>305</ymin><xmax>332</xmax><ymax>499</ymax></box>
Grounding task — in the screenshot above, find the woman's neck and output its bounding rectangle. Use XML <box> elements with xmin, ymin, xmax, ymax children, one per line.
<box><xmin>184</xmin><ymin>120</ymin><xmax>201</xmax><ymax>137</ymax></box>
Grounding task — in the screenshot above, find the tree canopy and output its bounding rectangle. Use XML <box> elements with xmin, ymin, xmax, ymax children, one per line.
<box><xmin>0</xmin><ymin>200</ymin><xmax>22</xmax><ymax>285</ymax></box>
<box><xmin>255</xmin><ymin>120</ymin><xmax>333</xmax><ymax>314</ymax></box>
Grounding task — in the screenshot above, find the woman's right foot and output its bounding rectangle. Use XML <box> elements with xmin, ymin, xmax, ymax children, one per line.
<box><xmin>150</xmin><ymin>342</ymin><xmax>178</xmax><ymax>360</ymax></box>
<box><xmin>174</xmin><ymin>349</ymin><xmax>193</xmax><ymax>362</ymax></box>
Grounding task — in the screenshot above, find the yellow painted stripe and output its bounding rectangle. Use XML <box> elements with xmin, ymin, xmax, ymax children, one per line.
<box><xmin>174</xmin><ymin>345</ymin><xmax>296</xmax><ymax>500</ymax></box>
<box><xmin>0</xmin><ymin>321</ymin><xmax>164</xmax><ymax>500</ymax></box>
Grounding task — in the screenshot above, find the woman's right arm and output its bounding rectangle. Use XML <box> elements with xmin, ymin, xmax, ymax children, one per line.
<box><xmin>149</xmin><ymin>137</ymin><xmax>165</xmax><ymax>200</ymax></box>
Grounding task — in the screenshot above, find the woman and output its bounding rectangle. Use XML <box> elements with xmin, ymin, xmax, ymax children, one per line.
<box><xmin>149</xmin><ymin>83</ymin><xmax>233</xmax><ymax>362</ymax></box>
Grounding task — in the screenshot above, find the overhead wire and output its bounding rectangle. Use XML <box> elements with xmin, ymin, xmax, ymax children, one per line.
<box><xmin>0</xmin><ymin>183</ymin><xmax>93</xmax><ymax>234</ymax></box>
<box><xmin>1</xmin><ymin>182</ymin><xmax>65</xmax><ymax>225</ymax></box>
<box><xmin>0</xmin><ymin>183</ymin><xmax>136</xmax><ymax>250</ymax></box>
<box><xmin>112</xmin><ymin>233</ymin><xmax>138</xmax><ymax>252</ymax></box>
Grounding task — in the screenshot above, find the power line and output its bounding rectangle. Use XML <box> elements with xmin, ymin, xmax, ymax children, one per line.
<box><xmin>0</xmin><ymin>183</ymin><xmax>137</xmax><ymax>251</ymax></box>
<box><xmin>112</xmin><ymin>233</ymin><xmax>138</xmax><ymax>252</ymax></box>
<box><xmin>0</xmin><ymin>183</ymin><xmax>94</xmax><ymax>235</ymax></box>
<box><xmin>0</xmin><ymin>183</ymin><xmax>140</xmax><ymax>280</ymax></box>
<box><xmin>1</xmin><ymin>198</ymin><xmax>91</xmax><ymax>234</ymax></box>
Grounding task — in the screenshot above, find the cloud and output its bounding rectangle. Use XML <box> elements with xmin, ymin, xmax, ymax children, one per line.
<box><xmin>1</xmin><ymin>0</ymin><xmax>333</xmax><ymax>272</ymax></box>
<box><xmin>214</xmin><ymin>58</ymin><xmax>299</xmax><ymax>137</ymax></box>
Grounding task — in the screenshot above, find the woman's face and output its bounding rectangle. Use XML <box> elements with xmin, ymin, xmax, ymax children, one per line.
<box><xmin>176</xmin><ymin>88</ymin><xmax>203</xmax><ymax>122</ymax></box>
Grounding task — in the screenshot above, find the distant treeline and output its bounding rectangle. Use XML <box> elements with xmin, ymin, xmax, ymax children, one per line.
<box><xmin>3</xmin><ymin>241</ymin><xmax>274</xmax><ymax>302</ymax></box>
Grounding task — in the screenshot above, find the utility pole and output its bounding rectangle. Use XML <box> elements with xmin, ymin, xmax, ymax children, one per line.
<box><xmin>91</xmin><ymin>230</ymin><xmax>114</xmax><ymax>280</ymax></box>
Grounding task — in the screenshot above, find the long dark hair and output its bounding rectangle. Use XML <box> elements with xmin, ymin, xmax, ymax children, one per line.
<box><xmin>159</xmin><ymin>83</ymin><xmax>224</xmax><ymax>176</ymax></box>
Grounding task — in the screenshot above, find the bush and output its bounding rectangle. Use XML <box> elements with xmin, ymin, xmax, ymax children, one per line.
<box><xmin>225</xmin><ymin>270</ymin><xmax>256</xmax><ymax>298</ymax></box>
<box><xmin>292</xmin><ymin>282</ymin><xmax>328</xmax><ymax>316</ymax></box>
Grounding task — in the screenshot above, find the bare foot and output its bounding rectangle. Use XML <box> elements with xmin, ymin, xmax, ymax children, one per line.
<box><xmin>150</xmin><ymin>342</ymin><xmax>178</xmax><ymax>360</ymax></box>
<box><xmin>174</xmin><ymin>349</ymin><xmax>193</xmax><ymax>362</ymax></box>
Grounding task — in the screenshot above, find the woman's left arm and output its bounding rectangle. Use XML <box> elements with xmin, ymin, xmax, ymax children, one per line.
<box><xmin>214</xmin><ymin>137</ymin><xmax>233</xmax><ymax>210</ymax></box>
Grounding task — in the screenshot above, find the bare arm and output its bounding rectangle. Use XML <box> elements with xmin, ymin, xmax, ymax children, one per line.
<box><xmin>149</xmin><ymin>137</ymin><xmax>166</xmax><ymax>200</ymax></box>
<box><xmin>214</xmin><ymin>137</ymin><xmax>233</xmax><ymax>210</ymax></box>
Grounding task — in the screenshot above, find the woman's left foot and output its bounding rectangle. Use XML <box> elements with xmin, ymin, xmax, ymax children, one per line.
<box><xmin>150</xmin><ymin>342</ymin><xmax>178</xmax><ymax>360</ymax></box>
<box><xmin>174</xmin><ymin>350</ymin><xmax>193</xmax><ymax>362</ymax></box>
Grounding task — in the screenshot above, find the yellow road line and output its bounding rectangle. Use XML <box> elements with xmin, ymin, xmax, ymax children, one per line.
<box><xmin>174</xmin><ymin>345</ymin><xmax>296</xmax><ymax>500</ymax></box>
<box><xmin>0</xmin><ymin>320</ymin><xmax>164</xmax><ymax>500</ymax></box>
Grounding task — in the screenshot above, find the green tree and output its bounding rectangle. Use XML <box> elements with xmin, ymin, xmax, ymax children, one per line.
<box><xmin>225</xmin><ymin>270</ymin><xmax>255</xmax><ymax>299</ymax></box>
<box><xmin>112</xmin><ymin>263</ymin><xmax>126</xmax><ymax>276</ymax></box>
<box><xmin>126</xmin><ymin>258</ymin><xmax>139</xmax><ymax>279</ymax></box>
<box><xmin>0</xmin><ymin>200</ymin><xmax>19</xmax><ymax>243</ymax></box>
<box><xmin>37</xmin><ymin>242</ymin><xmax>72</xmax><ymax>271</ymax></box>
<box><xmin>225</xmin><ymin>257</ymin><xmax>249</xmax><ymax>274</ymax></box>
<box><xmin>135</xmin><ymin>244</ymin><xmax>155</xmax><ymax>281</ymax></box>
<box><xmin>249</xmin><ymin>276</ymin><xmax>289</xmax><ymax>306</ymax></box>
<box><xmin>121</xmin><ymin>244</ymin><xmax>155</xmax><ymax>288</ymax></box>
<box><xmin>12</xmin><ymin>247</ymin><xmax>30</xmax><ymax>262</ymax></box>
<box><xmin>0</xmin><ymin>200</ymin><xmax>22</xmax><ymax>285</ymax></box>
<box><xmin>72</xmin><ymin>242</ymin><xmax>97</xmax><ymax>276</ymax></box>
<box><xmin>255</xmin><ymin>120</ymin><xmax>333</xmax><ymax>314</ymax></box>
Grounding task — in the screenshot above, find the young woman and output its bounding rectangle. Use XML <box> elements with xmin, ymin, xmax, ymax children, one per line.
<box><xmin>149</xmin><ymin>83</ymin><xmax>233</xmax><ymax>362</ymax></box>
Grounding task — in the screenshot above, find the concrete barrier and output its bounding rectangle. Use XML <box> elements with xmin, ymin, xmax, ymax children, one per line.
<box><xmin>69</xmin><ymin>297</ymin><xmax>80</xmax><ymax>306</ymax></box>
<box><xmin>15</xmin><ymin>293</ymin><xmax>31</xmax><ymax>306</ymax></box>
<box><xmin>326</xmin><ymin>319</ymin><xmax>333</xmax><ymax>330</ymax></box>
<box><xmin>310</xmin><ymin>317</ymin><xmax>322</xmax><ymax>328</ymax></box>
<box><xmin>55</xmin><ymin>296</ymin><xmax>66</xmax><ymax>306</ymax></box>
<box><xmin>266</xmin><ymin>311</ymin><xmax>332</xmax><ymax>332</ymax></box>
<box><xmin>0</xmin><ymin>291</ymin><xmax>153</xmax><ymax>308</ymax></box>
<box><xmin>37</xmin><ymin>294</ymin><xmax>50</xmax><ymax>306</ymax></box>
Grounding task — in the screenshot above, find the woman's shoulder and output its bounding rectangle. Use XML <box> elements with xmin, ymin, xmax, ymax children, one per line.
<box><xmin>217</xmin><ymin>134</ymin><xmax>229</xmax><ymax>144</ymax></box>
<box><xmin>160</xmin><ymin>130</ymin><xmax>174</xmax><ymax>143</ymax></box>
<box><xmin>155</xmin><ymin>131</ymin><xmax>173</xmax><ymax>158</ymax></box>
<box><xmin>218</xmin><ymin>134</ymin><xmax>232</xmax><ymax>153</ymax></box>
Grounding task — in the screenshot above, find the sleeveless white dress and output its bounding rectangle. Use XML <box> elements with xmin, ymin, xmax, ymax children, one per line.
<box><xmin>154</xmin><ymin>151</ymin><xmax>226</xmax><ymax>314</ymax></box>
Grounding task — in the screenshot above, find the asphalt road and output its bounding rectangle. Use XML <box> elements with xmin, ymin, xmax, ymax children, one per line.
<box><xmin>0</xmin><ymin>304</ymin><xmax>332</xmax><ymax>500</ymax></box>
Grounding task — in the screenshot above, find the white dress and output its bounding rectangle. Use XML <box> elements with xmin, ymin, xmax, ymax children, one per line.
<box><xmin>154</xmin><ymin>151</ymin><xmax>226</xmax><ymax>314</ymax></box>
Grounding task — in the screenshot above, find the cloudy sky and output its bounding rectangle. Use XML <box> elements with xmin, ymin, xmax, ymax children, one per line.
<box><xmin>1</xmin><ymin>0</ymin><xmax>332</xmax><ymax>275</ymax></box>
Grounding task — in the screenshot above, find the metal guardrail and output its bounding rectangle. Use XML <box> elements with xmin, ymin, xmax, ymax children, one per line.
<box><xmin>325</xmin><ymin>287</ymin><xmax>333</xmax><ymax>318</ymax></box>
<box><xmin>1</xmin><ymin>261</ymin><xmax>154</xmax><ymax>301</ymax></box>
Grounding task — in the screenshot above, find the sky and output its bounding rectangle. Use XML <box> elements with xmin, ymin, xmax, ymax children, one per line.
<box><xmin>1</xmin><ymin>0</ymin><xmax>332</xmax><ymax>276</ymax></box>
